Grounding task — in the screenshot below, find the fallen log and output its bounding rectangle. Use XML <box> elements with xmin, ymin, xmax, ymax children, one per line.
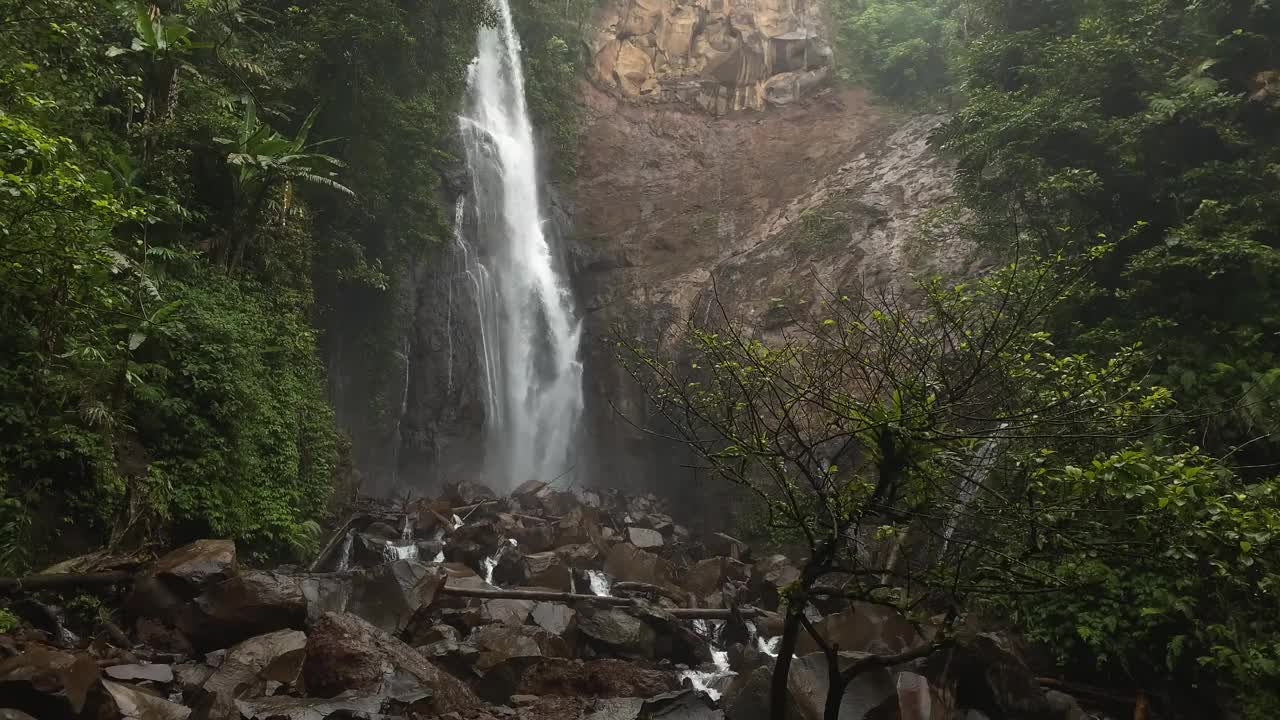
<box><xmin>308</xmin><ymin>515</ymin><xmax>358</xmax><ymax>573</ymax></box>
<box><xmin>0</xmin><ymin>571</ymin><xmax>131</xmax><ymax>594</ymax></box>
<box><xmin>436</xmin><ymin>583</ymin><xmax>762</xmax><ymax>618</ymax></box>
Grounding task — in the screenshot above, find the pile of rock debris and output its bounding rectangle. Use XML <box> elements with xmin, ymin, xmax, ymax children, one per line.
<box><xmin>0</xmin><ymin>481</ymin><xmax>1103</xmax><ymax>720</ymax></box>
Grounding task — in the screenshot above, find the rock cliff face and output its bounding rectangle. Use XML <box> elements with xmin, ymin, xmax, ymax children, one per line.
<box><xmin>332</xmin><ymin>0</ymin><xmax>973</xmax><ymax>497</ymax></box>
<box><xmin>569</xmin><ymin>1</ymin><xmax>976</xmax><ymax>491</ymax></box>
<box><xmin>587</xmin><ymin>0</ymin><xmax>832</xmax><ymax>113</ymax></box>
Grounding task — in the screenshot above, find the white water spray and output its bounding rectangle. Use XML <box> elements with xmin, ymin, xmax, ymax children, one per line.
<box><xmin>458</xmin><ymin>0</ymin><xmax>583</xmax><ymax>492</ymax></box>
<box><xmin>586</xmin><ymin>570</ymin><xmax>612</xmax><ymax>597</ymax></box>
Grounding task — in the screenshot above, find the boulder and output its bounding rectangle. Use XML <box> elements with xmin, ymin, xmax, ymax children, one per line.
<box><xmin>706</xmin><ymin>534</ymin><xmax>748</xmax><ymax>561</ymax></box>
<box><xmin>530</xmin><ymin>602</ymin><xmax>577</xmax><ymax>637</ymax></box>
<box><xmin>492</xmin><ymin>543</ymin><xmax>529</xmax><ymax>587</ymax></box>
<box><xmin>101</xmin><ymin>679</ymin><xmax>191</xmax><ymax>720</ymax></box>
<box><xmin>418</xmin><ymin>638</ymin><xmax>480</xmax><ymax>677</ymax></box>
<box><xmin>896</xmin><ymin>671</ymin><xmax>953</xmax><ymax>720</ymax></box>
<box><xmin>524</xmin><ymin>552</ymin><xmax>573</xmax><ymax>592</ymax></box>
<box><xmin>196</xmin><ymin>571</ymin><xmax>306</xmax><ymax>646</ymax></box>
<box><xmin>684</xmin><ymin>557</ymin><xmax>750</xmax><ymax>598</ymax></box>
<box><xmin>104</xmin><ymin>663</ymin><xmax>174</xmax><ymax>683</ymax></box>
<box><xmin>198</xmin><ymin>630</ymin><xmax>306</xmax><ymax>720</ymax></box>
<box><xmin>408</xmin><ymin>623</ymin><xmax>459</xmax><ymax>647</ymax></box>
<box><xmin>0</xmin><ymin>646</ymin><xmax>99</xmax><ymax>717</ymax></box>
<box><xmin>555</xmin><ymin>543</ymin><xmax>601</xmax><ymax>570</ymax></box>
<box><xmin>578</xmin><ymin>607</ymin><xmax>652</xmax><ymax>657</ymax></box>
<box><xmin>149</xmin><ymin>539</ymin><xmax>236</xmax><ymax>593</ymax></box>
<box><xmin>234</xmin><ymin>695</ymin><xmax>384</xmax><ymax>720</ymax></box>
<box><xmin>514</xmin><ymin>658</ymin><xmax>678</xmax><ymax>698</ymax></box>
<box><xmin>932</xmin><ymin>633</ymin><xmax>1051</xmax><ymax>719</ymax></box>
<box><xmin>127</xmin><ymin>541</ymin><xmax>238</xmax><ymax>648</ymax></box>
<box><xmin>448</xmin><ymin>481</ymin><xmax>499</xmax><ymax>507</ymax></box>
<box><xmin>509</xmin><ymin>524</ymin><xmax>556</xmax><ymax>553</ymax></box>
<box><xmin>345</xmin><ymin>560</ymin><xmax>445</xmax><ymax>634</ymax></box>
<box><xmin>555</xmin><ymin>506</ymin><xmax>603</xmax><ymax>547</ymax></box>
<box><xmin>513</xmin><ymin>480</ymin><xmax>548</xmax><ymax>503</ymax></box>
<box><xmin>752</xmin><ymin>555</ymin><xmax>800</xmax><ymax>611</ymax></box>
<box><xmin>577</xmin><ymin>606</ymin><xmax>706</xmax><ymax>666</ymax></box>
<box><xmin>721</xmin><ymin>666</ymin><xmax>775</xmax><ymax>720</ymax></box>
<box><xmin>793</xmin><ymin>603</ymin><xmax>919</xmax><ymax>657</ymax></box>
<box><xmin>627</xmin><ymin>527</ymin><xmax>664</xmax><ymax>549</ymax></box>
<box><xmin>604</xmin><ymin>544</ymin><xmax>675</xmax><ymax>590</ymax></box>
<box><xmin>302</xmin><ymin>611</ymin><xmax>479</xmax><ymax>714</ymax></box>
<box><xmin>787</xmin><ymin>652</ymin><xmax>895</xmax><ymax>720</ymax></box>
<box><xmin>639</xmin><ymin>689</ymin><xmax>725</xmax><ymax>720</ymax></box>
<box><xmin>1045</xmin><ymin>690</ymin><xmax>1086</xmax><ymax>720</ymax></box>
<box><xmin>586</xmin><ymin>697</ymin><xmax>644</xmax><ymax>720</ymax></box>
<box><xmin>482</xmin><ymin>596</ymin><xmax>535</xmax><ymax>626</ymax></box>
<box><xmin>470</xmin><ymin>624</ymin><xmax>572</xmax><ymax>671</ymax></box>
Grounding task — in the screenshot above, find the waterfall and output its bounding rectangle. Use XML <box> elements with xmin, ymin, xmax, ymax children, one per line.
<box><xmin>457</xmin><ymin>0</ymin><xmax>584</xmax><ymax>492</ymax></box>
<box><xmin>586</xmin><ymin>570</ymin><xmax>612</xmax><ymax>597</ymax></box>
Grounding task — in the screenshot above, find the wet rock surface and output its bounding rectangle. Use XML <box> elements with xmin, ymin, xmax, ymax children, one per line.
<box><xmin>0</xmin><ymin>486</ymin><xmax>1096</xmax><ymax>720</ymax></box>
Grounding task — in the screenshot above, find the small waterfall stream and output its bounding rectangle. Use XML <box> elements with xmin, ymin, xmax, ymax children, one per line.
<box><xmin>456</xmin><ymin>0</ymin><xmax>583</xmax><ymax>491</ymax></box>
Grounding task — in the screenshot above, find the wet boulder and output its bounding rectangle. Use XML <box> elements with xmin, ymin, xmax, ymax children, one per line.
<box><xmin>932</xmin><ymin>633</ymin><xmax>1052</xmax><ymax>719</ymax></box>
<box><xmin>234</xmin><ymin>695</ymin><xmax>384</xmax><ymax>720</ymax></box>
<box><xmin>491</xmin><ymin>542</ymin><xmax>528</xmax><ymax>586</ymax></box>
<box><xmin>523</xmin><ymin>551</ymin><xmax>572</xmax><ymax>592</ymax></box>
<box><xmin>706</xmin><ymin>534</ymin><xmax>748</xmax><ymax>561</ymax></box>
<box><xmin>196</xmin><ymin>571</ymin><xmax>306</xmax><ymax>646</ymax></box>
<box><xmin>577</xmin><ymin>606</ymin><xmax>706</xmax><ymax>666</ymax></box>
<box><xmin>585</xmin><ymin>697</ymin><xmax>644</xmax><ymax>720</ymax></box>
<box><xmin>555</xmin><ymin>543</ymin><xmax>601</xmax><ymax>570</ymax></box>
<box><xmin>640</xmin><ymin>689</ymin><xmax>725</xmax><ymax>720</ymax></box>
<box><xmin>788</xmin><ymin>652</ymin><xmax>896</xmax><ymax>720</ymax></box>
<box><xmin>0</xmin><ymin>646</ymin><xmax>100</xmax><ymax>717</ymax></box>
<box><xmin>470</xmin><ymin>624</ymin><xmax>572</xmax><ymax>671</ymax></box>
<box><xmin>103</xmin><ymin>664</ymin><xmax>174</xmax><ymax>683</ymax></box>
<box><xmin>513</xmin><ymin>658</ymin><xmax>679</xmax><ymax>699</ymax></box>
<box><xmin>150</xmin><ymin>539</ymin><xmax>237</xmax><ymax>592</ymax></box>
<box><xmin>627</xmin><ymin>527</ymin><xmax>664</xmax><ymax>549</ymax></box>
<box><xmin>419</xmin><ymin>637</ymin><xmax>481</xmax><ymax>677</ymax></box>
<box><xmin>302</xmin><ymin>611</ymin><xmax>479</xmax><ymax>714</ymax></box>
<box><xmin>752</xmin><ymin>555</ymin><xmax>801</xmax><ymax>611</ymax></box>
<box><xmin>126</xmin><ymin>540</ymin><xmax>238</xmax><ymax>649</ymax></box>
<box><xmin>345</xmin><ymin>560</ymin><xmax>445</xmax><ymax>634</ymax></box>
<box><xmin>509</xmin><ymin>524</ymin><xmax>556</xmax><ymax>553</ymax></box>
<box><xmin>530</xmin><ymin>602</ymin><xmax>577</xmax><ymax>637</ymax></box>
<box><xmin>481</xmin><ymin>596</ymin><xmax>535</xmax><ymax>626</ymax></box>
<box><xmin>448</xmin><ymin>480</ymin><xmax>499</xmax><ymax>507</ymax></box>
<box><xmin>794</xmin><ymin>603</ymin><xmax>919</xmax><ymax>657</ymax></box>
<box><xmin>196</xmin><ymin>629</ymin><xmax>306</xmax><ymax>720</ymax></box>
<box><xmin>101</xmin><ymin>679</ymin><xmax>191</xmax><ymax>720</ymax></box>
<box><xmin>604</xmin><ymin>544</ymin><xmax>675</xmax><ymax>591</ymax></box>
<box><xmin>684</xmin><ymin>557</ymin><xmax>750</xmax><ymax>598</ymax></box>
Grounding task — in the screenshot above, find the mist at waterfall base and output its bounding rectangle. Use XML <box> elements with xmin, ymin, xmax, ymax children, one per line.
<box><xmin>449</xmin><ymin>0</ymin><xmax>584</xmax><ymax>493</ymax></box>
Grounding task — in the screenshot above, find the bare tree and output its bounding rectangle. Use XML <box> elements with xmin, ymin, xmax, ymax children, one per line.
<box><xmin>617</xmin><ymin>253</ymin><xmax>1167</xmax><ymax>720</ymax></box>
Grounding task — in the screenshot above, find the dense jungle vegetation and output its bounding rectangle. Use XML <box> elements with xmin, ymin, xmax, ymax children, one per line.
<box><xmin>741</xmin><ymin>0</ymin><xmax>1280</xmax><ymax>714</ymax></box>
<box><xmin>0</xmin><ymin>0</ymin><xmax>588</xmax><ymax>570</ymax></box>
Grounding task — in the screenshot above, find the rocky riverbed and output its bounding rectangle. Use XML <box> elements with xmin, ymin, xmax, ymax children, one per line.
<box><xmin>0</xmin><ymin>482</ymin><xmax>1109</xmax><ymax>720</ymax></box>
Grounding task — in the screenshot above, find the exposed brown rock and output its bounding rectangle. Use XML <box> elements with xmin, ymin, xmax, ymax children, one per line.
<box><xmin>0</xmin><ymin>646</ymin><xmax>99</xmax><ymax>717</ymax></box>
<box><xmin>302</xmin><ymin>611</ymin><xmax>479</xmax><ymax>714</ymax></box>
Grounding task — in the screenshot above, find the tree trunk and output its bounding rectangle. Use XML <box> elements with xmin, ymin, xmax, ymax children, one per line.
<box><xmin>0</xmin><ymin>572</ymin><xmax>131</xmax><ymax>594</ymax></box>
<box><xmin>770</xmin><ymin>604</ymin><xmax>804</xmax><ymax>720</ymax></box>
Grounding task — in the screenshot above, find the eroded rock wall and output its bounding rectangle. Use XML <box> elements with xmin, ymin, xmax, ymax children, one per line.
<box><xmin>571</xmin><ymin>8</ymin><xmax>977</xmax><ymax>491</ymax></box>
<box><xmin>588</xmin><ymin>0</ymin><xmax>832</xmax><ymax>112</ymax></box>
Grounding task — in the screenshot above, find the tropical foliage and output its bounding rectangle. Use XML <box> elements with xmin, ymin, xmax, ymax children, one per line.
<box><xmin>0</xmin><ymin>0</ymin><xmax>508</xmax><ymax>570</ymax></box>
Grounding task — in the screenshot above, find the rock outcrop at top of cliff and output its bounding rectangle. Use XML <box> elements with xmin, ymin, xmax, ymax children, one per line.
<box><xmin>588</xmin><ymin>0</ymin><xmax>832</xmax><ymax>113</ymax></box>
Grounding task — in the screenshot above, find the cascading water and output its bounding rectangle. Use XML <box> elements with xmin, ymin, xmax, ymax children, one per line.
<box><xmin>457</xmin><ymin>0</ymin><xmax>583</xmax><ymax>492</ymax></box>
<box><xmin>680</xmin><ymin>620</ymin><xmax>734</xmax><ymax>701</ymax></box>
<box><xmin>586</xmin><ymin>570</ymin><xmax>612</xmax><ymax>597</ymax></box>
